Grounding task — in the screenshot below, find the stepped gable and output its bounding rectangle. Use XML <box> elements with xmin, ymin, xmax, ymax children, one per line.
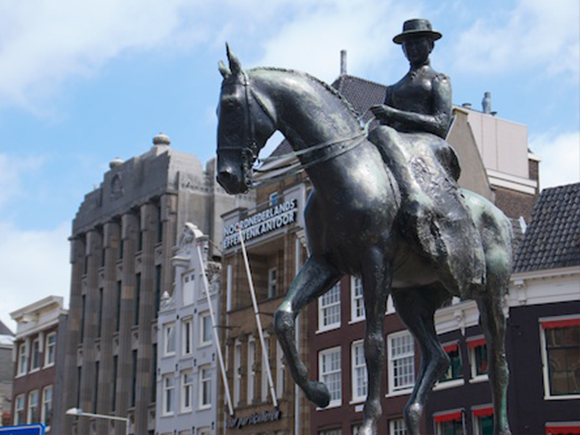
<box><xmin>513</xmin><ymin>182</ymin><xmax>580</xmax><ymax>273</ymax></box>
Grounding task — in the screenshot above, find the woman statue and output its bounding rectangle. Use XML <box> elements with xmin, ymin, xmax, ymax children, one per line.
<box><xmin>369</xmin><ymin>19</ymin><xmax>486</xmax><ymax>296</ymax></box>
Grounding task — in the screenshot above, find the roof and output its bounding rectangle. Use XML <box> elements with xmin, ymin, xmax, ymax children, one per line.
<box><xmin>0</xmin><ymin>320</ymin><xmax>12</xmax><ymax>337</ymax></box>
<box><xmin>513</xmin><ymin>183</ymin><xmax>580</xmax><ymax>273</ymax></box>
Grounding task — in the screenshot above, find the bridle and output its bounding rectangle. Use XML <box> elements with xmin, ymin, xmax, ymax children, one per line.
<box><xmin>218</xmin><ymin>72</ymin><xmax>370</xmax><ymax>188</ymax></box>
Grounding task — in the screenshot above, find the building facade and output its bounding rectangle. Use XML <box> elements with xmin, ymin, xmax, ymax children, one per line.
<box><xmin>0</xmin><ymin>321</ymin><xmax>14</xmax><ymax>426</ymax></box>
<box><xmin>10</xmin><ymin>296</ymin><xmax>67</xmax><ymax>433</ymax></box>
<box><xmin>57</xmin><ymin>134</ymin><xmax>253</xmax><ymax>435</ymax></box>
<box><xmin>156</xmin><ymin>223</ymin><xmax>221</xmax><ymax>435</ymax></box>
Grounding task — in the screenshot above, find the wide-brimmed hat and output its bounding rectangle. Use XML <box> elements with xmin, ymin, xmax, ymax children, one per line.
<box><xmin>393</xmin><ymin>19</ymin><xmax>442</xmax><ymax>44</ymax></box>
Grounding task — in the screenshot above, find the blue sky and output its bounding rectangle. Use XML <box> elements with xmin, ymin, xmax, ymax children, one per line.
<box><xmin>0</xmin><ymin>0</ymin><xmax>578</xmax><ymax>329</ymax></box>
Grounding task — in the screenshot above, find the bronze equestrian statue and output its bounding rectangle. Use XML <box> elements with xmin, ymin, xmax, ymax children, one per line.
<box><xmin>215</xmin><ymin>20</ymin><xmax>512</xmax><ymax>435</ymax></box>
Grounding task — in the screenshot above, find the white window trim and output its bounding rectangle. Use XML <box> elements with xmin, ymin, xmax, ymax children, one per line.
<box><xmin>163</xmin><ymin>322</ymin><xmax>176</xmax><ymax>356</ymax></box>
<box><xmin>261</xmin><ymin>332</ymin><xmax>270</xmax><ymax>402</ymax></box>
<box><xmin>389</xmin><ymin>418</ymin><xmax>408</xmax><ymax>435</ymax></box>
<box><xmin>351</xmin><ymin>340</ymin><xmax>367</xmax><ymax>404</ymax></box>
<box><xmin>17</xmin><ymin>342</ymin><xmax>28</xmax><ymax>377</ymax></box>
<box><xmin>539</xmin><ymin>316</ymin><xmax>580</xmax><ymax>400</ymax></box>
<box><xmin>198</xmin><ymin>365</ymin><xmax>212</xmax><ymax>410</ymax></box>
<box><xmin>41</xmin><ymin>385</ymin><xmax>53</xmax><ymax>428</ymax></box>
<box><xmin>181</xmin><ymin>317</ymin><xmax>193</xmax><ymax>356</ymax></box>
<box><xmin>350</xmin><ymin>276</ymin><xmax>365</xmax><ymax>323</ymax></box>
<box><xmin>182</xmin><ymin>272</ymin><xmax>195</xmax><ymax>306</ymax></box>
<box><xmin>318</xmin><ymin>346</ymin><xmax>342</xmax><ymax>408</ymax></box>
<box><xmin>162</xmin><ymin>374</ymin><xmax>175</xmax><ymax>416</ymax></box>
<box><xmin>30</xmin><ymin>338</ymin><xmax>41</xmax><ymax>373</ymax></box>
<box><xmin>472</xmin><ymin>404</ymin><xmax>494</xmax><ymax>435</ymax></box>
<box><xmin>199</xmin><ymin>312</ymin><xmax>212</xmax><ymax>348</ymax></box>
<box><xmin>14</xmin><ymin>394</ymin><xmax>25</xmax><ymax>425</ymax></box>
<box><xmin>234</xmin><ymin>340</ymin><xmax>242</xmax><ymax>406</ymax></box>
<box><xmin>268</xmin><ymin>267</ymin><xmax>277</xmax><ymax>299</ymax></box>
<box><xmin>27</xmin><ymin>389</ymin><xmax>39</xmax><ymax>423</ymax></box>
<box><xmin>247</xmin><ymin>337</ymin><xmax>256</xmax><ymax>404</ymax></box>
<box><xmin>180</xmin><ymin>370</ymin><xmax>193</xmax><ymax>413</ymax></box>
<box><xmin>468</xmin><ymin>336</ymin><xmax>489</xmax><ymax>384</ymax></box>
<box><xmin>387</xmin><ymin>330</ymin><xmax>415</xmax><ymax>395</ymax></box>
<box><xmin>317</xmin><ymin>283</ymin><xmax>341</xmax><ymax>333</ymax></box>
<box><xmin>44</xmin><ymin>332</ymin><xmax>57</xmax><ymax>368</ymax></box>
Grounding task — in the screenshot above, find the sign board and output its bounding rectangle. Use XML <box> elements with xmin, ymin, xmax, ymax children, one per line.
<box><xmin>0</xmin><ymin>425</ymin><xmax>45</xmax><ymax>435</ymax></box>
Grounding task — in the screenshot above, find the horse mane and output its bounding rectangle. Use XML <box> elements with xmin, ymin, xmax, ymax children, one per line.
<box><xmin>249</xmin><ymin>67</ymin><xmax>362</xmax><ymax>125</ymax></box>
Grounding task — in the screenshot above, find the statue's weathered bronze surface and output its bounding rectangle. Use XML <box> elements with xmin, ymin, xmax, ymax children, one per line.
<box><xmin>216</xmin><ymin>20</ymin><xmax>513</xmax><ymax>434</ymax></box>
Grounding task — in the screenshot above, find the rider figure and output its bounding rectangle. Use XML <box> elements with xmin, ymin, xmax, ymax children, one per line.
<box><xmin>370</xmin><ymin>18</ymin><xmax>486</xmax><ymax>296</ymax></box>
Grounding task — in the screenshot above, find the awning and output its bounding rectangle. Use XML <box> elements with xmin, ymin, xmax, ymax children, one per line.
<box><xmin>473</xmin><ymin>407</ymin><xmax>493</xmax><ymax>417</ymax></box>
<box><xmin>443</xmin><ymin>343</ymin><xmax>458</xmax><ymax>353</ymax></box>
<box><xmin>541</xmin><ymin>318</ymin><xmax>580</xmax><ymax>329</ymax></box>
<box><xmin>546</xmin><ymin>424</ymin><xmax>580</xmax><ymax>434</ymax></box>
<box><xmin>434</xmin><ymin>411</ymin><xmax>462</xmax><ymax>423</ymax></box>
<box><xmin>467</xmin><ymin>337</ymin><xmax>486</xmax><ymax>349</ymax></box>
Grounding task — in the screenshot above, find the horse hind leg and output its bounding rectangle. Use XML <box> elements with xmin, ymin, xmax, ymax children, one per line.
<box><xmin>392</xmin><ymin>285</ymin><xmax>451</xmax><ymax>435</ymax></box>
<box><xmin>273</xmin><ymin>256</ymin><xmax>341</xmax><ymax>408</ymax></box>
<box><xmin>475</xmin><ymin>257</ymin><xmax>512</xmax><ymax>435</ymax></box>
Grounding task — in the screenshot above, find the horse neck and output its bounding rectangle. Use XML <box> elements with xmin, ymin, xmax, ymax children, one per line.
<box><xmin>252</xmin><ymin>69</ymin><xmax>362</xmax><ymax>151</ymax></box>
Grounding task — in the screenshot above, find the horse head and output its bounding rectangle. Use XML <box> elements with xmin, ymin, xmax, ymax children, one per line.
<box><xmin>216</xmin><ymin>45</ymin><xmax>276</xmax><ymax>194</ymax></box>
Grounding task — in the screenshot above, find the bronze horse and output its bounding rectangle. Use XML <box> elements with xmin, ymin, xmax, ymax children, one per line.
<box><xmin>216</xmin><ymin>48</ymin><xmax>512</xmax><ymax>435</ymax></box>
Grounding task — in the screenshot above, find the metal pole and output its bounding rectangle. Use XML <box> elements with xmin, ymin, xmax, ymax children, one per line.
<box><xmin>237</xmin><ymin>227</ymin><xmax>279</xmax><ymax>408</ymax></box>
<box><xmin>196</xmin><ymin>239</ymin><xmax>235</xmax><ymax>417</ymax></box>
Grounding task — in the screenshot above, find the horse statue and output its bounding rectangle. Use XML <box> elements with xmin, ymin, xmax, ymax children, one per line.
<box><xmin>216</xmin><ymin>47</ymin><xmax>512</xmax><ymax>435</ymax></box>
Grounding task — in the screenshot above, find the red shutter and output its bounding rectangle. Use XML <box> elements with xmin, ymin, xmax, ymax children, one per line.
<box><xmin>467</xmin><ymin>337</ymin><xmax>486</xmax><ymax>349</ymax></box>
<box><xmin>443</xmin><ymin>343</ymin><xmax>458</xmax><ymax>353</ymax></box>
<box><xmin>541</xmin><ymin>318</ymin><xmax>580</xmax><ymax>329</ymax></box>
<box><xmin>434</xmin><ymin>411</ymin><xmax>462</xmax><ymax>423</ymax></box>
<box><xmin>546</xmin><ymin>425</ymin><xmax>580</xmax><ymax>434</ymax></box>
<box><xmin>473</xmin><ymin>407</ymin><xmax>493</xmax><ymax>417</ymax></box>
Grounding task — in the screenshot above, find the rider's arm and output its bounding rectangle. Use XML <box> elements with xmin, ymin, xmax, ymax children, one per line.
<box><xmin>371</xmin><ymin>74</ymin><xmax>452</xmax><ymax>139</ymax></box>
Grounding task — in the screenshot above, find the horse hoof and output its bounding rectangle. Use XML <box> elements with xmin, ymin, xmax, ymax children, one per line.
<box><xmin>306</xmin><ymin>381</ymin><xmax>331</xmax><ymax>408</ymax></box>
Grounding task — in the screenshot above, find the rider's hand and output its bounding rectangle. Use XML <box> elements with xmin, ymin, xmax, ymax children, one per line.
<box><xmin>370</xmin><ymin>104</ymin><xmax>391</xmax><ymax>120</ymax></box>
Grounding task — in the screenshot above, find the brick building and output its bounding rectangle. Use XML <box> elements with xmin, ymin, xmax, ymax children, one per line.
<box><xmin>10</xmin><ymin>296</ymin><xmax>67</xmax><ymax>433</ymax></box>
<box><xmin>0</xmin><ymin>321</ymin><xmax>14</xmax><ymax>426</ymax></box>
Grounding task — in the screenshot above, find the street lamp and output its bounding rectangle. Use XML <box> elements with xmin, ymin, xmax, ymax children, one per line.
<box><xmin>66</xmin><ymin>407</ymin><xmax>130</xmax><ymax>435</ymax></box>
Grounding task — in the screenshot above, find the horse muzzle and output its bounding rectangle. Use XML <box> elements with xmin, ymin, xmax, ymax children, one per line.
<box><xmin>217</xmin><ymin>165</ymin><xmax>250</xmax><ymax>194</ymax></box>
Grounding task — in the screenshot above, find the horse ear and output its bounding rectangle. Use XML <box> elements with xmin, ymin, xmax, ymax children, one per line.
<box><xmin>218</xmin><ymin>60</ymin><xmax>231</xmax><ymax>79</ymax></box>
<box><xmin>226</xmin><ymin>42</ymin><xmax>242</xmax><ymax>75</ymax></box>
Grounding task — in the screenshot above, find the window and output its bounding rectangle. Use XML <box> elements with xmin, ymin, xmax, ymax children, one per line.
<box><xmin>200</xmin><ymin>312</ymin><xmax>212</xmax><ymax>346</ymax></box>
<box><xmin>183</xmin><ymin>272</ymin><xmax>195</xmax><ymax>306</ymax></box>
<box><xmin>541</xmin><ymin>317</ymin><xmax>580</xmax><ymax>397</ymax></box>
<box><xmin>473</xmin><ymin>407</ymin><xmax>493</xmax><ymax>435</ymax></box>
<box><xmin>97</xmin><ymin>287</ymin><xmax>104</xmax><ymax>337</ymax></box>
<box><xmin>199</xmin><ymin>366</ymin><xmax>212</xmax><ymax>409</ymax></box>
<box><xmin>234</xmin><ymin>340</ymin><xmax>242</xmax><ymax>405</ymax></box>
<box><xmin>318</xmin><ymin>283</ymin><xmax>341</xmax><ymax>331</ymax></box>
<box><xmin>181</xmin><ymin>371</ymin><xmax>193</xmax><ymax>412</ymax></box>
<box><xmin>28</xmin><ymin>390</ymin><xmax>39</xmax><ymax>423</ymax></box>
<box><xmin>112</xmin><ymin>355</ymin><xmax>118</xmax><ymax>412</ymax></box>
<box><xmin>319</xmin><ymin>429</ymin><xmax>342</xmax><ymax>435</ymax></box>
<box><xmin>261</xmin><ymin>333</ymin><xmax>270</xmax><ymax>402</ymax></box>
<box><xmin>388</xmin><ymin>331</ymin><xmax>415</xmax><ymax>393</ymax></box>
<box><xmin>247</xmin><ymin>337</ymin><xmax>256</xmax><ymax>403</ymax></box>
<box><xmin>14</xmin><ymin>394</ymin><xmax>25</xmax><ymax>425</ymax></box>
<box><xmin>31</xmin><ymin>338</ymin><xmax>41</xmax><ymax>371</ymax></box>
<box><xmin>276</xmin><ymin>341</ymin><xmax>285</xmax><ymax>398</ymax></box>
<box><xmin>162</xmin><ymin>375</ymin><xmax>175</xmax><ymax>415</ymax></box>
<box><xmin>116</xmin><ymin>280</ymin><xmax>122</xmax><ymax>332</ymax></box>
<box><xmin>268</xmin><ymin>268</ymin><xmax>277</xmax><ymax>299</ymax></box>
<box><xmin>439</xmin><ymin>343</ymin><xmax>463</xmax><ymax>382</ymax></box>
<box><xmin>351</xmin><ymin>276</ymin><xmax>365</xmax><ymax>322</ymax></box>
<box><xmin>468</xmin><ymin>337</ymin><xmax>488</xmax><ymax>380</ymax></box>
<box><xmin>42</xmin><ymin>385</ymin><xmax>53</xmax><ymax>428</ymax></box>
<box><xmin>269</xmin><ymin>192</ymin><xmax>279</xmax><ymax>206</ymax></box>
<box><xmin>182</xmin><ymin>318</ymin><xmax>193</xmax><ymax>355</ymax></box>
<box><xmin>134</xmin><ymin>273</ymin><xmax>141</xmax><ymax>326</ymax></box>
<box><xmin>434</xmin><ymin>411</ymin><xmax>464</xmax><ymax>435</ymax></box>
<box><xmin>155</xmin><ymin>265</ymin><xmax>162</xmax><ymax>314</ymax></box>
<box><xmin>131</xmin><ymin>350</ymin><xmax>137</xmax><ymax>407</ymax></box>
<box><xmin>164</xmin><ymin>323</ymin><xmax>176</xmax><ymax>355</ymax></box>
<box><xmin>319</xmin><ymin>347</ymin><xmax>342</xmax><ymax>407</ymax></box>
<box><xmin>389</xmin><ymin>418</ymin><xmax>408</xmax><ymax>435</ymax></box>
<box><xmin>352</xmin><ymin>341</ymin><xmax>367</xmax><ymax>402</ymax></box>
<box><xmin>17</xmin><ymin>342</ymin><xmax>28</xmax><ymax>376</ymax></box>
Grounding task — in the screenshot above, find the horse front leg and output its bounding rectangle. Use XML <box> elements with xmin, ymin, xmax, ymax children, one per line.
<box><xmin>359</xmin><ymin>247</ymin><xmax>393</xmax><ymax>435</ymax></box>
<box><xmin>274</xmin><ymin>256</ymin><xmax>341</xmax><ymax>408</ymax></box>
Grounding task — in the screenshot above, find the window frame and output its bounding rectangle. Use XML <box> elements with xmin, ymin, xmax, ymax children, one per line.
<box><xmin>247</xmin><ymin>337</ymin><xmax>256</xmax><ymax>404</ymax></box>
<box><xmin>27</xmin><ymin>389</ymin><xmax>39</xmax><ymax>423</ymax></box>
<box><xmin>199</xmin><ymin>311</ymin><xmax>212</xmax><ymax>347</ymax></box>
<box><xmin>267</xmin><ymin>267</ymin><xmax>277</xmax><ymax>299</ymax></box>
<box><xmin>199</xmin><ymin>365</ymin><xmax>212</xmax><ymax>410</ymax></box>
<box><xmin>387</xmin><ymin>330</ymin><xmax>415</xmax><ymax>395</ymax></box>
<box><xmin>434</xmin><ymin>410</ymin><xmax>465</xmax><ymax>435</ymax></box>
<box><xmin>261</xmin><ymin>333</ymin><xmax>270</xmax><ymax>402</ymax></box>
<box><xmin>180</xmin><ymin>370</ymin><xmax>193</xmax><ymax>413</ymax></box>
<box><xmin>435</xmin><ymin>341</ymin><xmax>465</xmax><ymax>390</ymax></box>
<box><xmin>30</xmin><ymin>337</ymin><xmax>42</xmax><ymax>372</ymax></box>
<box><xmin>163</xmin><ymin>322</ymin><xmax>176</xmax><ymax>356</ymax></box>
<box><xmin>318</xmin><ymin>346</ymin><xmax>342</xmax><ymax>408</ymax></box>
<box><xmin>389</xmin><ymin>418</ymin><xmax>408</xmax><ymax>435</ymax></box>
<box><xmin>276</xmin><ymin>340</ymin><xmax>285</xmax><ymax>399</ymax></box>
<box><xmin>539</xmin><ymin>315</ymin><xmax>580</xmax><ymax>399</ymax></box>
<box><xmin>234</xmin><ymin>339</ymin><xmax>242</xmax><ymax>405</ymax></box>
<box><xmin>182</xmin><ymin>271</ymin><xmax>195</xmax><ymax>306</ymax></box>
<box><xmin>162</xmin><ymin>374</ymin><xmax>175</xmax><ymax>416</ymax></box>
<box><xmin>17</xmin><ymin>341</ymin><xmax>28</xmax><ymax>376</ymax></box>
<box><xmin>350</xmin><ymin>276</ymin><xmax>365</xmax><ymax>323</ymax></box>
<box><xmin>44</xmin><ymin>332</ymin><xmax>57</xmax><ymax>368</ymax></box>
<box><xmin>351</xmin><ymin>340</ymin><xmax>367</xmax><ymax>403</ymax></box>
<box><xmin>181</xmin><ymin>317</ymin><xmax>193</xmax><ymax>356</ymax></box>
<box><xmin>41</xmin><ymin>385</ymin><xmax>53</xmax><ymax>429</ymax></box>
<box><xmin>467</xmin><ymin>336</ymin><xmax>489</xmax><ymax>383</ymax></box>
<box><xmin>318</xmin><ymin>282</ymin><xmax>342</xmax><ymax>332</ymax></box>
<box><xmin>14</xmin><ymin>394</ymin><xmax>25</xmax><ymax>425</ymax></box>
<box><xmin>472</xmin><ymin>405</ymin><xmax>494</xmax><ymax>435</ymax></box>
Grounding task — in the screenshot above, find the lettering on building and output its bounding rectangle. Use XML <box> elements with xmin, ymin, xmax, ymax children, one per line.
<box><xmin>226</xmin><ymin>409</ymin><xmax>282</xmax><ymax>429</ymax></box>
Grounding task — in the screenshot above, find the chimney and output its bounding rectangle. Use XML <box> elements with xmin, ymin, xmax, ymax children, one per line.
<box><xmin>462</xmin><ymin>103</ymin><xmax>472</xmax><ymax>110</ymax></box>
<box><xmin>340</xmin><ymin>50</ymin><xmax>347</xmax><ymax>75</ymax></box>
<box><xmin>482</xmin><ymin>91</ymin><xmax>492</xmax><ymax>114</ymax></box>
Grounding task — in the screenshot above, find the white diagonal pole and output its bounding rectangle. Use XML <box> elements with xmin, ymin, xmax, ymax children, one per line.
<box><xmin>196</xmin><ymin>239</ymin><xmax>234</xmax><ymax>417</ymax></box>
<box><xmin>237</xmin><ymin>226</ymin><xmax>279</xmax><ymax>408</ymax></box>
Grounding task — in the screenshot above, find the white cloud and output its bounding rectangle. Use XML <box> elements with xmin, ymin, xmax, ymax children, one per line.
<box><xmin>450</xmin><ymin>0</ymin><xmax>580</xmax><ymax>79</ymax></box>
<box><xmin>0</xmin><ymin>221</ymin><xmax>70</xmax><ymax>332</ymax></box>
<box><xmin>531</xmin><ymin>131</ymin><xmax>580</xmax><ymax>189</ymax></box>
<box><xmin>0</xmin><ymin>154</ymin><xmax>44</xmax><ymax>208</ymax></box>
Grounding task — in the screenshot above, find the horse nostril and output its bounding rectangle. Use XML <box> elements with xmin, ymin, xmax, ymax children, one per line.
<box><xmin>219</xmin><ymin>169</ymin><xmax>233</xmax><ymax>181</ymax></box>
